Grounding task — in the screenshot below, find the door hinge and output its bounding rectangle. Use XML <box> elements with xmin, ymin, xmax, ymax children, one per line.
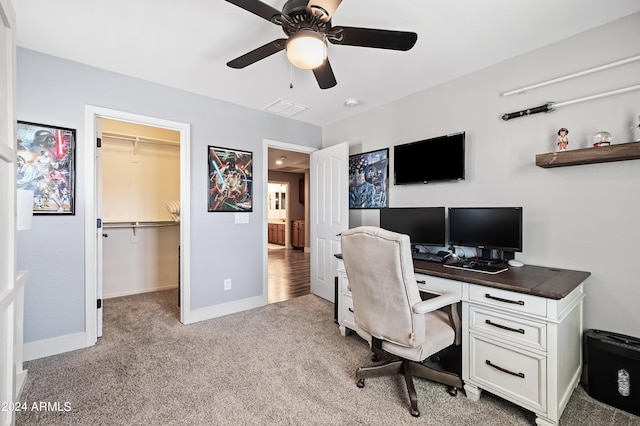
<box><xmin>97</xmin><ymin>299</ymin><xmax>102</xmax><ymax>309</ymax></box>
<box><xmin>97</xmin><ymin>137</ymin><xmax>102</xmax><ymax>148</ymax></box>
<box><xmin>97</xmin><ymin>218</ymin><xmax>102</xmax><ymax>229</ymax></box>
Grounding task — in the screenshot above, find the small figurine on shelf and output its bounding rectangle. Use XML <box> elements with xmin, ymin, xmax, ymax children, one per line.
<box><xmin>593</xmin><ymin>131</ymin><xmax>612</xmax><ymax>147</ymax></box>
<box><xmin>557</xmin><ymin>128</ymin><xmax>569</xmax><ymax>151</ymax></box>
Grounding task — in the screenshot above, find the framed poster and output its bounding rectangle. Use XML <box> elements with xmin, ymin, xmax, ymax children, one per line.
<box><xmin>348</xmin><ymin>148</ymin><xmax>389</xmax><ymax>209</ymax></box>
<box><xmin>16</xmin><ymin>121</ymin><xmax>76</xmax><ymax>214</ymax></box>
<box><xmin>208</xmin><ymin>146</ymin><xmax>253</xmax><ymax>212</ymax></box>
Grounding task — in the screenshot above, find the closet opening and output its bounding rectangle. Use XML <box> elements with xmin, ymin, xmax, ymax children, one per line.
<box><xmin>99</xmin><ymin>118</ymin><xmax>181</xmax><ymax>326</ymax></box>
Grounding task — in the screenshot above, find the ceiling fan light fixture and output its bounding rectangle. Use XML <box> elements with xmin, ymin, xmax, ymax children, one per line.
<box><xmin>286</xmin><ymin>31</ymin><xmax>327</xmax><ymax>70</ymax></box>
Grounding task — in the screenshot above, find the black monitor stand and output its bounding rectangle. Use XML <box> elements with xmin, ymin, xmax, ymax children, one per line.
<box><xmin>477</xmin><ymin>248</ymin><xmax>501</xmax><ymax>265</ymax></box>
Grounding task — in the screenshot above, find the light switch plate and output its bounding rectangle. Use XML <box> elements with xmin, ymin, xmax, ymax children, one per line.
<box><xmin>235</xmin><ymin>213</ymin><xmax>249</xmax><ymax>224</ymax></box>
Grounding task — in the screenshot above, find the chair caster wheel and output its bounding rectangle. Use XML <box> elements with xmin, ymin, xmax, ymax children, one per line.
<box><xmin>371</xmin><ymin>354</ymin><xmax>379</xmax><ymax>362</ymax></box>
<box><xmin>357</xmin><ymin>379</ymin><xmax>365</xmax><ymax>388</ymax></box>
<box><xmin>447</xmin><ymin>386</ymin><xmax>458</xmax><ymax>396</ymax></box>
<box><xmin>410</xmin><ymin>409</ymin><xmax>420</xmax><ymax>417</ymax></box>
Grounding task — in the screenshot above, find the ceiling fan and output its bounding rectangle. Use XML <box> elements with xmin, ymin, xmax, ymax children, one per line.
<box><xmin>225</xmin><ymin>0</ymin><xmax>418</xmax><ymax>89</ymax></box>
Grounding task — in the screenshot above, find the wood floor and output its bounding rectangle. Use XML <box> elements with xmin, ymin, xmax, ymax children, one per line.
<box><xmin>268</xmin><ymin>246</ymin><xmax>310</xmax><ymax>304</ymax></box>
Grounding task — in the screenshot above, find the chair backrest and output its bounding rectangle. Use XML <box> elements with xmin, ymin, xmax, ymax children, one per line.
<box><xmin>341</xmin><ymin>226</ymin><xmax>424</xmax><ymax>348</ymax></box>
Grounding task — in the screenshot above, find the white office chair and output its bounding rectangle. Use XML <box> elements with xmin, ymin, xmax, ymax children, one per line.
<box><xmin>341</xmin><ymin>226</ymin><xmax>463</xmax><ymax>417</ymax></box>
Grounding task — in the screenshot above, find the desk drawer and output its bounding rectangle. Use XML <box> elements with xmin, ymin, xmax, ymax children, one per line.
<box><xmin>469</xmin><ymin>306</ymin><xmax>546</xmax><ymax>351</ymax></box>
<box><xmin>341</xmin><ymin>292</ymin><xmax>355</xmax><ymax>328</ymax></box>
<box><xmin>469</xmin><ymin>334</ymin><xmax>546</xmax><ymax>413</ymax></box>
<box><xmin>469</xmin><ymin>284</ymin><xmax>546</xmax><ymax>317</ymax></box>
<box><xmin>340</xmin><ymin>273</ymin><xmax>350</xmax><ymax>292</ymax></box>
<box><xmin>415</xmin><ymin>274</ymin><xmax>462</xmax><ymax>297</ymax></box>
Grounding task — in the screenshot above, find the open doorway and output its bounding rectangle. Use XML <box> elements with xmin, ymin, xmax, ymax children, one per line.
<box><xmin>266</xmin><ymin>145</ymin><xmax>311</xmax><ymax>304</ymax></box>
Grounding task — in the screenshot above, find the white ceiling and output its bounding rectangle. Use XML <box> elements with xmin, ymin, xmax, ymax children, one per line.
<box><xmin>12</xmin><ymin>0</ymin><xmax>640</xmax><ymax>127</ymax></box>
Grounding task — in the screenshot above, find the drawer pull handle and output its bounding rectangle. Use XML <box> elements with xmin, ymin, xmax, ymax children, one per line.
<box><xmin>485</xmin><ymin>293</ymin><xmax>525</xmax><ymax>306</ymax></box>
<box><xmin>486</xmin><ymin>360</ymin><xmax>525</xmax><ymax>379</ymax></box>
<box><xmin>416</xmin><ymin>280</ymin><xmax>426</xmax><ymax>284</ymax></box>
<box><xmin>348</xmin><ymin>308</ymin><xmax>354</xmax><ymax>313</ymax></box>
<box><xmin>485</xmin><ymin>319</ymin><xmax>525</xmax><ymax>334</ymax></box>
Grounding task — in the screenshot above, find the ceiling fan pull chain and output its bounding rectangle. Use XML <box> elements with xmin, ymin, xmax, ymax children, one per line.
<box><xmin>290</xmin><ymin>64</ymin><xmax>294</xmax><ymax>89</ymax></box>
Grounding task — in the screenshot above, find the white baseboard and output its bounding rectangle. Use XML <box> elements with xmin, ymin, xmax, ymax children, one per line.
<box><xmin>103</xmin><ymin>284</ymin><xmax>178</xmax><ymax>299</ymax></box>
<box><xmin>15</xmin><ymin>370</ymin><xmax>27</xmax><ymax>399</ymax></box>
<box><xmin>184</xmin><ymin>295</ymin><xmax>266</xmax><ymax>325</ymax></box>
<box><xmin>23</xmin><ymin>332</ymin><xmax>89</xmax><ymax>362</ymax></box>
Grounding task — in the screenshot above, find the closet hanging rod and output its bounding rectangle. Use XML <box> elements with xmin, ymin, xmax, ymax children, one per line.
<box><xmin>502</xmin><ymin>54</ymin><xmax>640</xmax><ymax>96</ymax></box>
<box><xmin>103</xmin><ymin>221</ymin><xmax>179</xmax><ymax>229</ymax></box>
<box><xmin>102</xmin><ymin>132</ymin><xmax>180</xmax><ymax>147</ymax></box>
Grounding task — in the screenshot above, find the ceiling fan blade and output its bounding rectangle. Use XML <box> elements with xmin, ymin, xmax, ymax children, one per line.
<box><xmin>329</xmin><ymin>26</ymin><xmax>417</xmax><ymax>51</ymax></box>
<box><xmin>227</xmin><ymin>39</ymin><xmax>287</xmax><ymax>69</ymax></box>
<box><xmin>224</xmin><ymin>0</ymin><xmax>282</xmax><ymax>23</ymax></box>
<box><xmin>313</xmin><ymin>60</ymin><xmax>337</xmax><ymax>89</ymax></box>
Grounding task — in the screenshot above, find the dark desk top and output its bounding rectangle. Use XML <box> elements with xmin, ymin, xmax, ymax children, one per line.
<box><xmin>336</xmin><ymin>254</ymin><xmax>590</xmax><ymax>300</ymax></box>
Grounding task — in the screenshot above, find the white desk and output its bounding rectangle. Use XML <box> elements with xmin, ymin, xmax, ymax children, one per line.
<box><xmin>336</xmin><ymin>257</ymin><xmax>589</xmax><ymax>426</ymax></box>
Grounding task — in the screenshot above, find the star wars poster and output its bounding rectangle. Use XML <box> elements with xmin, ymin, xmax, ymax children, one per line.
<box><xmin>16</xmin><ymin>121</ymin><xmax>75</xmax><ymax>214</ymax></box>
<box><xmin>348</xmin><ymin>148</ymin><xmax>388</xmax><ymax>209</ymax></box>
<box><xmin>208</xmin><ymin>146</ymin><xmax>253</xmax><ymax>212</ymax></box>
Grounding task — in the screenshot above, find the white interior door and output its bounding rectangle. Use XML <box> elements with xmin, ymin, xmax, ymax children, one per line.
<box><xmin>310</xmin><ymin>142</ymin><xmax>348</xmax><ymax>302</ymax></box>
<box><xmin>95</xmin><ymin>119</ymin><xmax>103</xmax><ymax>337</ymax></box>
<box><xmin>1</xmin><ymin>0</ymin><xmax>18</xmax><ymax>420</ymax></box>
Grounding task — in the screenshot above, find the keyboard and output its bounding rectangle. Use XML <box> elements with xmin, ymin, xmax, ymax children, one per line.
<box><xmin>412</xmin><ymin>252</ymin><xmax>447</xmax><ymax>263</ymax></box>
<box><xmin>444</xmin><ymin>261</ymin><xmax>507</xmax><ymax>275</ymax></box>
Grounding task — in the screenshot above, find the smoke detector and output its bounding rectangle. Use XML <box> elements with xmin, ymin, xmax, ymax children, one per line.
<box><xmin>344</xmin><ymin>98</ymin><xmax>360</xmax><ymax>107</ymax></box>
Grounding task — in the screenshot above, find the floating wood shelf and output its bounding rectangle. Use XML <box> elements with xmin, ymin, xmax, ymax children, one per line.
<box><xmin>536</xmin><ymin>141</ymin><xmax>640</xmax><ymax>168</ymax></box>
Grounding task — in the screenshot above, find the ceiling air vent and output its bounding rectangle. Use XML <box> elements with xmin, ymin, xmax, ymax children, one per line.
<box><xmin>264</xmin><ymin>99</ymin><xmax>308</xmax><ymax>117</ymax></box>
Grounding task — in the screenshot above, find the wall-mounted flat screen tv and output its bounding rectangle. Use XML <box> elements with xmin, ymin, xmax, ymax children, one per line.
<box><xmin>394</xmin><ymin>132</ymin><xmax>465</xmax><ymax>185</ymax></box>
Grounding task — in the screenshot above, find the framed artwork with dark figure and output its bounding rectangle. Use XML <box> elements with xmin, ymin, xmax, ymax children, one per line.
<box><xmin>348</xmin><ymin>148</ymin><xmax>388</xmax><ymax>209</ymax></box>
<box><xmin>16</xmin><ymin>121</ymin><xmax>76</xmax><ymax>215</ymax></box>
<box><xmin>208</xmin><ymin>146</ymin><xmax>253</xmax><ymax>212</ymax></box>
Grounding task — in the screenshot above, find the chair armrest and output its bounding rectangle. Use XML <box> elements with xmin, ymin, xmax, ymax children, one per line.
<box><xmin>412</xmin><ymin>292</ymin><xmax>460</xmax><ymax>314</ymax></box>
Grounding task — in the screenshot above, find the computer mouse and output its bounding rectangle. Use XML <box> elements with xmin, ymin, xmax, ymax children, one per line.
<box><xmin>508</xmin><ymin>259</ymin><xmax>524</xmax><ymax>267</ymax></box>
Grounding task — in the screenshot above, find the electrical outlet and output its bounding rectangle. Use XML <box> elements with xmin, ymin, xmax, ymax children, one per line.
<box><xmin>224</xmin><ymin>278</ymin><xmax>232</xmax><ymax>291</ymax></box>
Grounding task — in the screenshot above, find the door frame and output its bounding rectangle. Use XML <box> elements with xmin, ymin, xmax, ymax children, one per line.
<box><xmin>263</xmin><ymin>139</ymin><xmax>316</xmax><ymax>302</ymax></box>
<box><xmin>84</xmin><ymin>106</ymin><xmax>191</xmax><ymax>345</ymax></box>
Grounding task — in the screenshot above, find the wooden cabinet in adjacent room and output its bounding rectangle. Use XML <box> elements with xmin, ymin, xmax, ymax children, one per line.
<box><xmin>291</xmin><ymin>220</ymin><xmax>305</xmax><ymax>249</ymax></box>
<box><xmin>268</xmin><ymin>223</ymin><xmax>285</xmax><ymax>246</ymax></box>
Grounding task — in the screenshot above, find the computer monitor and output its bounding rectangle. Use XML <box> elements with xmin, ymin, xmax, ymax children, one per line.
<box><xmin>379</xmin><ymin>207</ymin><xmax>446</xmax><ymax>246</ymax></box>
<box><xmin>448</xmin><ymin>207</ymin><xmax>523</xmax><ymax>263</ymax></box>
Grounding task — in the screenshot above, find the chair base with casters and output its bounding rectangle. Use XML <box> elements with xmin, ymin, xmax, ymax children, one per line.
<box><xmin>356</xmin><ymin>336</ymin><xmax>463</xmax><ymax>417</ymax></box>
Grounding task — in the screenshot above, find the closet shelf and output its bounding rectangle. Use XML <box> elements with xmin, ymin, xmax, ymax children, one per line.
<box><xmin>535</xmin><ymin>141</ymin><xmax>640</xmax><ymax>168</ymax></box>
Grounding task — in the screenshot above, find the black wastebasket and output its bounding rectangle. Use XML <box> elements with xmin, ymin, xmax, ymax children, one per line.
<box><xmin>584</xmin><ymin>329</ymin><xmax>640</xmax><ymax>417</ymax></box>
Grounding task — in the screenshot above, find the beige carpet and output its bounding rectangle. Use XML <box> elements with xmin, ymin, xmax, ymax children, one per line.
<box><xmin>16</xmin><ymin>290</ymin><xmax>640</xmax><ymax>425</ymax></box>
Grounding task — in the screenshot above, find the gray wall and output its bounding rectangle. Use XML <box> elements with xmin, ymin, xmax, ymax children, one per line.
<box><xmin>323</xmin><ymin>13</ymin><xmax>640</xmax><ymax>337</ymax></box>
<box><xmin>17</xmin><ymin>48</ymin><xmax>322</xmax><ymax>342</ymax></box>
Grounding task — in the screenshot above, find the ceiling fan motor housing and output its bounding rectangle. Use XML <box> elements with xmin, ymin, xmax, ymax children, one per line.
<box><xmin>281</xmin><ymin>0</ymin><xmax>331</xmax><ymax>38</ymax></box>
<box><xmin>282</xmin><ymin>0</ymin><xmax>312</xmax><ymax>16</ymax></box>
